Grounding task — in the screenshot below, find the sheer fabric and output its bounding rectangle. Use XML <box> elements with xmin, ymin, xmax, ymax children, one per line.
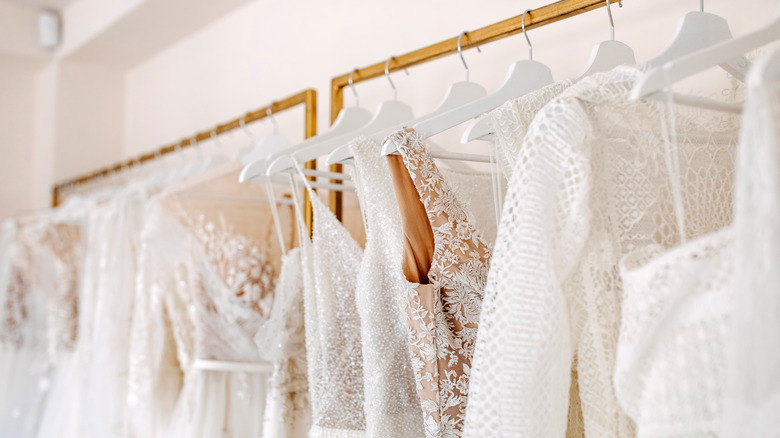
<box><xmin>616</xmin><ymin>229</ymin><xmax>733</xmax><ymax>437</ymax></box>
<box><xmin>129</xmin><ymin>195</ymin><xmax>275</xmax><ymax>438</ymax></box>
<box><xmin>387</xmin><ymin>128</ymin><xmax>492</xmax><ymax>438</ymax></box>
<box><xmin>255</xmin><ymin>247</ymin><xmax>311</xmax><ymax>438</ymax></box>
<box><xmin>351</xmin><ymin>136</ymin><xmax>425</xmax><ymax>437</ymax></box>
<box><xmin>464</xmin><ymin>66</ymin><xmax>738</xmax><ymax>438</ymax></box>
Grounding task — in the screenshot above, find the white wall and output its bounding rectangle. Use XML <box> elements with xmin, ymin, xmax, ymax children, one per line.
<box><xmin>123</xmin><ymin>0</ymin><xmax>779</xmax><ymax>158</ymax></box>
<box><xmin>0</xmin><ymin>59</ymin><xmax>38</xmax><ymax>219</ymax></box>
<box><xmin>0</xmin><ymin>0</ymin><xmax>778</xmax><ymax>220</ymax></box>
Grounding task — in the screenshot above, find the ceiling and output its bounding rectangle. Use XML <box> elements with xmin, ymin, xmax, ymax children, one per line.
<box><xmin>0</xmin><ymin>0</ymin><xmax>76</xmax><ymax>11</ymax></box>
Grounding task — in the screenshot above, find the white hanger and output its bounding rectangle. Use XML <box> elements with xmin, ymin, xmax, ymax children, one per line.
<box><xmin>641</xmin><ymin>0</ymin><xmax>750</xmax><ymax>83</ymax></box>
<box><xmin>234</xmin><ymin>117</ymin><xmax>257</xmax><ymax>161</ymax></box>
<box><xmin>264</xmin><ymin>70</ymin><xmax>372</xmax><ymax>176</ymax></box>
<box><xmin>462</xmin><ymin>10</ymin><xmax>557</xmax><ymax>143</ymax></box>
<box><xmin>239</xmin><ymin>107</ymin><xmax>293</xmax><ymax>182</ymax></box>
<box><xmin>420</xmin><ymin>18</ymin><xmax>555</xmax><ymax>140</ymax></box>
<box><xmin>382</xmin><ymin>30</ymin><xmax>488</xmax><ymax>156</ymax></box>
<box><xmin>632</xmin><ymin>4</ymin><xmax>780</xmax><ymax>101</ymax></box>
<box><xmin>158</xmin><ymin>129</ymin><xmax>234</xmax><ymax>199</ymax></box>
<box><xmin>326</xmin><ymin>57</ymin><xmax>415</xmax><ymax>165</ymax></box>
<box><xmin>577</xmin><ymin>0</ymin><xmax>636</xmax><ymax>80</ymax></box>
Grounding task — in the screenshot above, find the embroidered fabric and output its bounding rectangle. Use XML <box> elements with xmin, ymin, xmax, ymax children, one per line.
<box><xmin>388</xmin><ymin>128</ymin><xmax>492</xmax><ymax>438</ymax></box>
<box><xmin>489</xmin><ymin>80</ymin><xmax>574</xmax><ymax>179</ymax></box>
<box><xmin>128</xmin><ymin>194</ymin><xmax>276</xmax><ymax>438</ymax></box>
<box><xmin>39</xmin><ymin>221</ymin><xmax>83</xmax><ymax>358</ymax></box>
<box><xmin>616</xmin><ymin>228</ymin><xmax>733</xmax><ymax>437</ymax></box>
<box><xmin>350</xmin><ymin>136</ymin><xmax>425</xmax><ymax>437</ymax></box>
<box><xmin>464</xmin><ymin>66</ymin><xmax>738</xmax><ymax>438</ymax></box>
<box><xmin>300</xmin><ymin>191</ymin><xmax>366</xmax><ymax>437</ymax></box>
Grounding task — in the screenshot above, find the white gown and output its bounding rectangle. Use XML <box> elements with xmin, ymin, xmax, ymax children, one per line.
<box><xmin>0</xmin><ymin>218</ymin><xmax>49</xmax><ymax>438</ymax></box>
<box><xmin>612</xmin><ymin>49</ymin><xmax>780</xmax><ymax>438</ymax></box>
<box><xmin>464</xmin><ymin>66</ymin><xmax>739</xmax><ymax>438</ymax></box>
<box><xmin>350</xmin><ymin>136</ymin><xmax>425</xmax><ymax>437</ymax></box>
<box><xmin>300</xmin><ymin>189</ymin><xmax>366</xmax><ymax>437</ymax></box>
<box><xmin>255</xmin><ymin>247</ymin><xmax>311</xmax><ymax>438</ymax></box>
<box><xmin>722</xmin><ymin>47</ymin><xmax>780</xmax><ymax>437</ymax></box>
<box><xmin>131</xmin><ymin>197</ymin><xmax>275</xmax><ymax>438</ymax></box>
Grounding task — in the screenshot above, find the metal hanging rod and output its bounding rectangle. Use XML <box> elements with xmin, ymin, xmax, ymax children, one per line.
<box><xmin>331</xmin><ymin>0</ymin><xmax>624</xmax><ymax>98</ymax></box>
<box><xmin>326</xmin><ymin>0</ymin><xmax>626</xmax><ymax>219</ymax></box>
<box><xmin>51</xmin><ymin>88</ymin><xmax>318</xmax><ymax>211</ymax></box>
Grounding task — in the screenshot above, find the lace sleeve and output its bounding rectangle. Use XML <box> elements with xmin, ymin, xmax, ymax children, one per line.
<box><xmin>465</xmin><ymin>98</ymin><xmax>594</xmax><ymax>437</ymax></box>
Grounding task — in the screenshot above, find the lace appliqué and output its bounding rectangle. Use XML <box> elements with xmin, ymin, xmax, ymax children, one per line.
<box><xmin>389</xmin><ymin>128</ymin><xmax>492</xmax><ymax>438</ymax></box>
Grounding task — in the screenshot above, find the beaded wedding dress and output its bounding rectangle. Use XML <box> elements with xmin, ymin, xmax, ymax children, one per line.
<box><xmin>350</xmin><ymin>136</ymin><xmax>425</xmax><ymax>437</ymax></box>
<box><xmin>386</xmin><ymin>128</ymin><xmax>493</xmax><ymax>438</ymax></box>
<box><xmin>464</xmin><ymin>66</ymin><xmax>739</xmax><ymax>438</ymax></box>
<box><xmin>299</xmin><ymin>188</ymin><xmax>366</xmax><ymax>437</ymax></box>
<box><xmin>255</xmin><ymin>247</ymin><xmax>311</xmax><ymax>438</ymax></box>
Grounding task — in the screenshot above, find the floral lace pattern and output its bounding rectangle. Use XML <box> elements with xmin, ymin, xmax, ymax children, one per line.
<box><xmin>1</xmin><ymin>223</ymin><xmax>34</xmax><ymax>347</ymax></box>
<box><xmin>186</xmin><ymin>214</ymin><xmax>276</xmax><ymax>363</ymax></box>
<box><xmin>40</xmin><ymin>222</ymin><xmax>83</xmax><ymax>355</ymax></box>
<box><xmin>389</xmin><ymin>128</ymin><xmax>492</xmax><ymax>438</ymax></box>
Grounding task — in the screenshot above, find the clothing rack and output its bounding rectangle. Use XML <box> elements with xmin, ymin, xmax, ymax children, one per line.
<box><xmin>51</xmin><ymin>88</ymin><xmax>318</xmax><ymax>233</ymax></box>
<box><xmin>327</xmin><ymin>0</ymin><xmax>624</xmax><ymax>219</ymax></box>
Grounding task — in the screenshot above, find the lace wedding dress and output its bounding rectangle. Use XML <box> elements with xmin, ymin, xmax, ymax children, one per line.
<box><xmin>387</xmin><ymin>128</ymin><xmax>493</xmax><ymax>438</ymax></box>
<box><xmin>130</xmin><ymin>193</ymin><xmax>276</xmax><ymax>438</ymax></box>
<box><xmin>721</xmin><ymin>47</ymin><xmax>780</xmax><ymax>438</ymax></box>
<box><xmin>350</xmin><ymin>136</ymin><xmax>425</xmax><ymax>437</ymax></box>
<box><xmin>0</xmin><ymin>218</ymin><xmax>49</xmax><ymax>438</ymax></box>
<box><xmin>299</xmin><ymin>187</ymin><xmax>366</xmax><ymax>437</ymax></box>
<box><xmin>464</xmin><ymin>66</ymin><xmax>739</xmax><ymax>438</ymax></box>
<box><xmin>34</xmin><ymin>202</ymin><xmax>86</xmax><ymax>438</ymax></box>
<box><xmin>612</xmin><ymin>51</ymin><xmax>780</xmax><ymax>438</ymax></box>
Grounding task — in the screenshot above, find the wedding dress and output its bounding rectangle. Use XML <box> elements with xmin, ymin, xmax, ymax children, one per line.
<box><xmin>350</xmin><ymin>136</ymin><xmax>425</xmax><ymax>437</ymax></box>
<box><xmin>0</xmin><ymin>218</ymin><xmax>49</xmax><ymax>438</ymax></box>
<box><xmin>129</xmin><ymin>179</ymin><xmax>278</xmax><ymax>438</ymax></box>
<box><xmin>33</xmin><ymin>199</ymin><xmax>87</xmax><ymax>438</ymax></box>
<box><xmin>386</xmin><ymin>128</ymin><xmax>493</xmax><ymax>438</ymax></box>
<box><xmin>255</xmin><ymin>247</ymin><xmax>311</xmax><ymax>438</ymax></box>
<box><xmin>464</xmin><ymin>66</ymin><xmax>739</xmax><ymax>438</ymax></box>
<box><xmin>299</xmin><ymin>186</ymin><xmax>366</xmax><ymax>437</ymax></box>
<box><xmin>612</xmin><ymin>50</ymin><xmax>780</xmax><ymax>438</ymax></box>
<box><xmin>721</xmin><ymin>47</ymin><xmax>780</xmax><ymax>438</ymax></box>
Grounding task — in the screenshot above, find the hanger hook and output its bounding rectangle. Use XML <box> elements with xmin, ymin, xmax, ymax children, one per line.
<box><xmin>385</xmin><ymin>56</ymin><xmax>397</xmax><ymax>99</ymax></box>
<box><xmin>348</xmin><ymin>69</ymin><xmax>360</xmax><ymax>107</ymax></box>
<box><xmin>606</xmin><ymin>0</ymin><xmax>615</xmax><ymax>40</ymax></box>
<box><xmin>522</xmin><ymin>10</ymin><xmax>533</xmax><ymax>60</ymax></box>
<box><xmin>210</xmin><ymin>128</ymin><xmax>222</xmax><ymax>150</ymax></box>
<box><xmin>457</xmin><ymin>31</ymin><xmax>481</xmax><ymax>82</ymax></box>
<box><xmin>266</xmin><ymin>105</ymin><xmax>278</xmax><ymax>135</ymax></box>
<box><xmin>239</xmin><ymin>117</ymin><xmax>256</xmax><ymax>143</ymax></box>
<box><xmin>384</xmin><ymin>56</ymin><xmax>409</xmax><ymax>100</ymax></box>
